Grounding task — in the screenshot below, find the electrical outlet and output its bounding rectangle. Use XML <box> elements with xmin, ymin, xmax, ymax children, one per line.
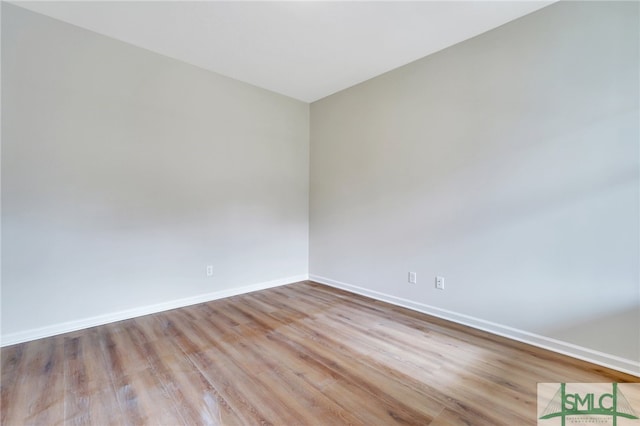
<box><xmin>435</xmin><ymin>276</ymin><xmax>445</xmax><ymax>290</ymax></box>
<box><xmin>206</xmin><ymin>265</ymin><xmax>214</xmax><ymax>277</ymax></box>
<box><xmin>408</xmin><ymin>272</ymin><xmax>417</xmax><ymax>284</ymax></box>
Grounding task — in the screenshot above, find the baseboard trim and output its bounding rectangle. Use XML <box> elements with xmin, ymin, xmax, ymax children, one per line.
<box><xmin>1</xmin><ymin>274</ymin><xmax>308</xmax><ymax>347</ymax></box>
<box><xmin>309</xmin><ymin>274</ymin><xmax>640</xmax><ymax>377</ymax></box>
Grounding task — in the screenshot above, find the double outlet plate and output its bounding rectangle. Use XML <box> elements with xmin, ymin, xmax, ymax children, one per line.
<box><xmin>408</xmin><ymin>272</ymin><xmax>445</xmax><ymax>290</ymax></box>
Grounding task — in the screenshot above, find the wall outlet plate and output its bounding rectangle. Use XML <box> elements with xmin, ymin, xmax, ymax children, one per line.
<box><xmin>436</xmin><ymin>276</ymin><xmax>445</xmax><ymax>290</ymax></box>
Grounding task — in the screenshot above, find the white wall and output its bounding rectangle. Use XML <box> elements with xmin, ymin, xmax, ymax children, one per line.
<box><xmin>1</xmin><ymin>4</ymin><xmax>309</xmax><ymax>341</ymax></box>
<box><xmin>310</xmin><ymin>1</ymin><xmax>639</xmax><ymax>374</ymax></box>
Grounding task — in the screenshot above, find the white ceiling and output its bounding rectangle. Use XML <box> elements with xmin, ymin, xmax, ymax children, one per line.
<box><xmin>11</xmin><ymin>1</ymin><xmax>554</xmax><ymax>102</ymax></box>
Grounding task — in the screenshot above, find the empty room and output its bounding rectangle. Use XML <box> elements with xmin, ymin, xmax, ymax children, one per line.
<box><xmin>1</xmin><ymin>0</ymin><xmax>639</xmax><ymax>425</ymax></box>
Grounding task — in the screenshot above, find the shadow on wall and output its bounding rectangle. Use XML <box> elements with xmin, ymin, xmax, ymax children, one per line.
<box><xmin>1</xmin><ymin>2</ymin><xmax>310</xmax><ymax>336</ymax></box>
<box><xmin>544</xmin><ymin>304</ymin><xmax>640</xmax><ymax>363</ymax></box>
<box><xmin>342</xmin><ymin>110</ymin><xmax>639</xmax><ymax>255</ymax></box>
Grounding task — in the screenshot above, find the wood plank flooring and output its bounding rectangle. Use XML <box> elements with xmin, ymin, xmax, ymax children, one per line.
<box><xmin>1</xmin><ymin>281</ymin><xmax>637</xmax><ymax>425</ymax></box>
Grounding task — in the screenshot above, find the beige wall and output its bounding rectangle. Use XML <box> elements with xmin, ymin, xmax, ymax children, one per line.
<box><xmin>2</xmin><ymin>3</ymin><xmax>309</xmax><ymax>339</ymax></box>
<box><xmin>310</xmin><ymin>1</ymin><xmax>639</xmax><ymax>374</ymax></box>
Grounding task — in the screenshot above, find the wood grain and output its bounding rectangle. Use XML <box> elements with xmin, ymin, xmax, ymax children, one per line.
<box><xmin>1</xmin><ymin>281</ymin><xmax>637</xmax><ymax>425</ymax></box>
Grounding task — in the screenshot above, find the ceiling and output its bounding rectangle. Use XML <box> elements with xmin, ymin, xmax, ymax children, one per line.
<box><xmin>10</xmin><ymin>1</ymin><xmax>554</xmax><ymax>103</ymax></box>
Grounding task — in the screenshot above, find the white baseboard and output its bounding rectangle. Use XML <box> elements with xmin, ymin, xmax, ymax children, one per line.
<box><xmin>0</xmin><ymin>274</ymin><xmax>308</xmax><ymax>347</ymax></box>
<box><xmin>310</xmin><ymin>274</ymin><xmax>640</xmax><ymax>378</ymax></box>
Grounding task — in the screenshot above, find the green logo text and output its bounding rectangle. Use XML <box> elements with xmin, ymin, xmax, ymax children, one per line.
<box><xmin>539</xmin><ymin>383</ymin><xmax>639</xmax><ymax>426</ymax></box>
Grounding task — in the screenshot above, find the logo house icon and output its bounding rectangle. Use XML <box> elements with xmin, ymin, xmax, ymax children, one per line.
<box><xmin>539</xmin><ymin>383</ymin><xmax>639</xmax><ymax>426</ymax></box>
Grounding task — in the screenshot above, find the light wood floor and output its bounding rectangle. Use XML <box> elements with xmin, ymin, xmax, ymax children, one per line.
<box><xmin>1</xmin><ymin>281</ymin><xmax>637</xmax><ymax>425</ymax></box>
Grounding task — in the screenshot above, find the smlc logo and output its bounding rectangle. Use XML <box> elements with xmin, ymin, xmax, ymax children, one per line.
<box><xmin>538</xmin><ymin>383</ymin><xmax>640</xmax><ymax>426</ymax></box>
